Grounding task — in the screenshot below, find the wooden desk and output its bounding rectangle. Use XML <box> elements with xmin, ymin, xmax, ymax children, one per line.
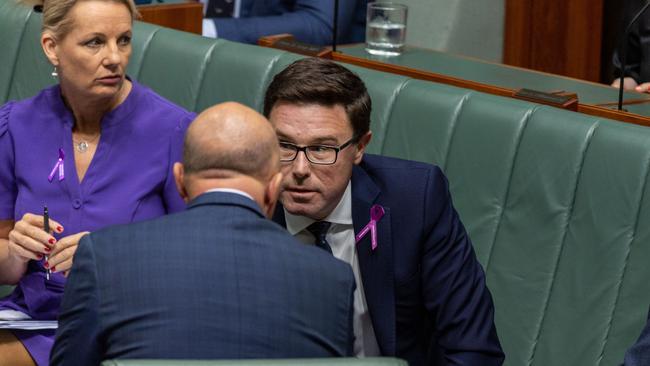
<box><xmin>138</xmin><ymin>1</ymin><xmax>203</xmax><ymax>35</ymax></box>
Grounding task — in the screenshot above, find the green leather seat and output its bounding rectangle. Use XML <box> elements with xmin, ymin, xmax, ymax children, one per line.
<box><xmin>101</xmin><ymin>358</ymin><xmax>407</xmax><ymax>366</ymax></box>
<box><xmin>2</xmin><ymin>2</ymin><xmax>650</xmax><ymax>366</ymax></box>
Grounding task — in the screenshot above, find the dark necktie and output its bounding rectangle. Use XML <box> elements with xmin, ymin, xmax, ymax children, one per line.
<box><xmin>206</xmin><ymin>0</ymin><xmax>234</xmax><ymax>18</ymax></box>
<box><xmin>307</xmin><ymin>221</ymin><xmax>332</xmax><ymax>254</ymax></box>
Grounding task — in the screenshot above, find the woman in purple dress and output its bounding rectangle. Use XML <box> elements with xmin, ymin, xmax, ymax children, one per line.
<box><xmin>0</xmin><ymin>0</ymin><xmax>194</xmax><ymax>365</ymax></box>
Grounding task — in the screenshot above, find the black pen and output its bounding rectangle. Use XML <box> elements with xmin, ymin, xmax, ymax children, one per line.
<box><xmin>43</xmin><ymin>206</ymin><xmax>50</xmax><ymax>280</ymax></box>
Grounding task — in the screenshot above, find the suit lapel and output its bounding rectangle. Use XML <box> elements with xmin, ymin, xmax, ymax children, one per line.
<box><xmin>272</xmin><ymin>165</ymin><xmax>396</xmax><ymax>356</ymax></box>
<box><xmin>351</xmin><ymin>165</ymin><xmax>396</xmax><ymax>356</ymax></box>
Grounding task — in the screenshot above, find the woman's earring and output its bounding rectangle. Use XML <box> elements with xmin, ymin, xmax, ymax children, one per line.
<box><xmin>51</xmin><ymin>66</ymin><xmax>58</xmax><ymax>77</ymax></box>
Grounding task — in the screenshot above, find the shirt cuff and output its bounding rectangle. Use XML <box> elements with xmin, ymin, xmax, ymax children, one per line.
<box><xmin>202</xmin><ymin>19</ymin><xmax>218</xmax><ymax>38</ymax></box>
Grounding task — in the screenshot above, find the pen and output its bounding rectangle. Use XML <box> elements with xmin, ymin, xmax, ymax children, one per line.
<box><xmin>43</xmin><ymin>206</ymin><xmax>50</xmax><ymax>281</ymax></box>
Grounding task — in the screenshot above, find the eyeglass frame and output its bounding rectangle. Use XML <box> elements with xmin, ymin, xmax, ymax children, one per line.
<box><xmin>278</xmin><ymin>136</ymin><xmax>358</xmax><ymax>165</ymax></box>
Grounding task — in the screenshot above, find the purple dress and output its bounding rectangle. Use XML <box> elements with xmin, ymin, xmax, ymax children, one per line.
<box><xmin>0</xmin><ymin>80</ymin><xmax>194</xmax><ymax>365</ymax></box>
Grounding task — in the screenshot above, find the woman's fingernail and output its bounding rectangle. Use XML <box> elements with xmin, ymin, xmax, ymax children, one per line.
<box><xmin>44</xmin><ymin>247</ymin><xmax>51</xmax><ymax>252</ymax></box>
<box><xmin>56</xmin><ymin>226</ymin><xmax>63</xmax><ymax>232</ymax></box>
<box><xmin>44</xmin><ymin>261</ymin><xmax>49</xmax><ymax>268</ymax></box>
<box><xmin>51</xmin><ymin>266</ymin><xmax>56</xmax><ymax>272</ymax></box>
<box><xmin>48</xmin><ymin>238</ymin><xmax>55</xmax><ymax>245</ymax></box>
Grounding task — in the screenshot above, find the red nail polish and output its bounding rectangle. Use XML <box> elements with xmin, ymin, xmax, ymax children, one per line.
<box><xmin>51</xmin><ymin>266</ymin><xmax>56</xmax><ymax>272</ymax></box>
<box><xmin>57</xmin><ymin>226</ymin><xmax>63</xmax><ymax>232</ymax></box>
<box><xmin>48</xmin><ymin>238</ymin><xmax>55</xmax><ymax>244</ymax></box>
<box><xmin>38</xmin><ymin>255</ymin><xmax>43</xmax><ymax>260</ymax></box>
<box><xmin>44</xmin><ymin>261</ymin><xmax>49</xmax><ymax>268</ymax></box>
<box><xmin>44</xmin><ymin>247</ymin><xmax>51</xmax><ymax>252</ymax></box>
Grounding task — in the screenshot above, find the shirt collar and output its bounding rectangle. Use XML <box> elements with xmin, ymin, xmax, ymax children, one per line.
<box><xmin>204</xmin><ymin>188</ymin><xmax>254</xmax><ymax>201</ymax></box>
<box><xmin>284</xmin><ymin>181</ymin><xmax>353</xmax><ymax>235</ymax></box>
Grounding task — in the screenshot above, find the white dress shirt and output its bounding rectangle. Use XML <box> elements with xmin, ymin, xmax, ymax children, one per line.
<box><xmin>204</xmin><ymin>188</ymin><xmax>253</xmax><ymax>201</ymax></box>
<box><xmin>200</xmin><ymin>0</ymin><xmax>241</xmax><ymax>38</ymax></box>
<box><xmin>284</xmin><ymin>182</ymin><xmax>381</xmax><ymax>357</ymax></box>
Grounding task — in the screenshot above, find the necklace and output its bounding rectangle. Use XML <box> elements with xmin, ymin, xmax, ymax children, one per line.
<box><xmin>72</xmin><ymin>133</ymin><xmax>100</xmax><ymax>153</ymax></box>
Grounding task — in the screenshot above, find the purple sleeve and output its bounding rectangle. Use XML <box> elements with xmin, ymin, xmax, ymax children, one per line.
<box><xmin>162</xmin><ymin>112</ymin><xmax>194</xmax><ymax>214</ymax></box>
<box><xmin>0</xmin><ymin>102</ymin><xmax>16</xmax><ymax>220</ymax></box>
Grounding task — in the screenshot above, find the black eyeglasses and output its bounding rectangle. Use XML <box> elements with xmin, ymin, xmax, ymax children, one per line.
<box><xmin>279</xmin><ymin>137</ymin><xmax>357</xmax><ymax>165</ymax></box>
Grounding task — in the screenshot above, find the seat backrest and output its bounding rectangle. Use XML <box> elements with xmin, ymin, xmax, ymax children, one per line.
<box><xmin>379</xmin><ymin>79</ymin><xmax>650</xmax><ymax>366</ymax></box>
<box><xmin>101</xmin><ymin>357</ymin><xmax>408</xmax><ymax>366</ymax></box>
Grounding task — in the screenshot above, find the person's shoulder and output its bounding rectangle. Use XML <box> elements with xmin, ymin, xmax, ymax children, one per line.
<box><xmin>1</xmin><ymin>86</ymin><xmax>61</xmax><ymax>134</ymax></box>
<box><xmin>83</xmin><ymin>210</ymin><xmax>185</xmax><ymax>253</ymax></box>
<box><xmin>359</xmin><ymin>154</ymin><xmax>445</xmax><ymax>182</ymax></box>
<box><xmin>130</xmin><ymin>80</ymin><xmax>195</xmax><ymax>129</ymax></box>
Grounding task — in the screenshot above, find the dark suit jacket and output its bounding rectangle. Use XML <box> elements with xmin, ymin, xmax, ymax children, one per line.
<box><xmin>274</xmin><ymin>154</ymin><xmax>504</xmax><ymax>366</ymax></box>
<box><xmin>613</xmin><ymin>0</ymin><xmax>650</xmax><ymax>83</ymax></box>
<box><xmin>214</xmin><ymin>0</ymin><xmax>367</xmax><ymax>45</ymax></box>
<box><xmin>624</xmin><ymin>307</ymin><xmax>650</xmax><ymax>366</ymax></box>
<box><xmin>51</xmin><ymin>192</ymin><xmax>356</xmax><ymax>366</ymax></box>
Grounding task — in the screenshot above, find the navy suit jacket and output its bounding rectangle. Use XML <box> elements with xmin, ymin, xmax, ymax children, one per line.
<box><xmin>51</xmin><ymin>192</ymin><xmax>356</xmax><ymax>366</ymax></box>
<box><xmin>214</xmin><ymin>0</ymin><xmax>367</xmax><ymax>45</ymax></box>
<box><xmin>624</xmin><ymin>307</ymin><xmax>650</xmax><ymax>366</ymax></box>
<box><xmin>274</xmin><ymin>154</ymin><xmax>504</xmax><ymax>366</ymax></box>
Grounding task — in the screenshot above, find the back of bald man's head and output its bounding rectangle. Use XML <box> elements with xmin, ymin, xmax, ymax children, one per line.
<box><xmin>183</xmin><ymin>102</ymin><xmax>279</xmax><ymax>181</ymax></box>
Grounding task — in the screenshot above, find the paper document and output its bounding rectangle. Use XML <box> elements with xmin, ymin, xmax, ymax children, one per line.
<box><xmin>0</xmin><ymin>310</ymin><xmax>57</xmax><ymax>329</ymax></box>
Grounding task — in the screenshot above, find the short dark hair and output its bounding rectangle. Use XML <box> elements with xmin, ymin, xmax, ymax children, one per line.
<box><xmin>263</xmin><ymin>58</ymin><xmax>371</xmax><ymax>139</ymax></box>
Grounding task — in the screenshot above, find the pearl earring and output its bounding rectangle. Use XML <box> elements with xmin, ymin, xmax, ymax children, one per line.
<box><xmin>51</xmin><ymin>66</ymin><xmax>58</xmax><ymax>77</ymax></box>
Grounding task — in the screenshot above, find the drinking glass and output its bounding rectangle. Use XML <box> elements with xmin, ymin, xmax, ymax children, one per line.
<box><xmin>365</xmin><ymin>2</ymin><xmax>408</xmax><ymax>56</ymax></box>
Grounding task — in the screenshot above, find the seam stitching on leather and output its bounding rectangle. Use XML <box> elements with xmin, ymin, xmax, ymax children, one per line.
<box><xmin>5</xmin><ymin>8</ymin><xmax>33</xmax><ymax>101</ymax></box>
<box><xmin>484</xmin><ymin>105</ymin><xmax>536</xmax><ymax>273</ymax></box>
<box><xmin>527</xmin><ymin>118</ymin><xmax>599</xmax><ymax>366</ymax></box>
<box><xmin>378</xmin><ymin>78</ymin><xmax>410</xmax><ymax>155</ymax></box>
<box><xmin>191</xmin><ymin>41</ymin><xmax>220</xmax><ymax>112</ymax></box>
<box><xmin>595</xmin><ymin>126</ymin><xmax>650</xmax><ymax>365</ymax></box>
<box><xmin>133</xmin><ymin>26</ymin><xmax>159</xmax><ymax>81</ymax></box>
<box><xmin>256</xmin><ymin>53</ymin><xmax>284</xmax><ymax>112</ymax></box>
<box><xmin>440</xmin><ymin>92</ymin><xmax>470</xmax><ymax>172</ymax></box>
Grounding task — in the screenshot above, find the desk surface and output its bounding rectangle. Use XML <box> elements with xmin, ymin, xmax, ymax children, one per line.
<box><xmin>337</xmin><ymin>44</ymin><xmax>650</xmax><ymax>118</ymax></box>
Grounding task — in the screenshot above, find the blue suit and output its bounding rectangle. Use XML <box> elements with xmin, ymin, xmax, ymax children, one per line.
<box><xmin>274</xmin><ymin>154</ymin><xmax>504</xmax><ymax>366</ymax></box>
<box><xmin>51</xmin><ymin>192</ymin><xmax>356</xmax><ymax>366</ymax></box>
<box><xmin>624</xmin><ymin>308</ymin><xmax>650</xmax><ymax>366</ymax></box>
<box><xmin>214</xmin><ymin>0</ymin><xmax>368</xmax><ymax>45</ymax></box>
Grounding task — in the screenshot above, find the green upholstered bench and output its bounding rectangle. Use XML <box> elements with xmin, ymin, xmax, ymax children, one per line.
<box><xmin>101</xmin><ymin>358</ymin><xmax>407</xmax><ymax>366</ymax></box>
<box><xmin>3</xmin><ymin>2</ymin><xmax>650</xmax><ymax>366</ymax></box>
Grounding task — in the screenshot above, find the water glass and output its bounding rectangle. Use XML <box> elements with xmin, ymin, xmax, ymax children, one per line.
<box><xmin>365</xmin><ymin>2</ymin><xmax>408</xmax><ymax>56</ymax></box>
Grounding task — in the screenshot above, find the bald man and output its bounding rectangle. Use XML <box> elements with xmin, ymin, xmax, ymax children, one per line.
<box><xmin>51</xmin><ymin>102</ymin><xmax>356</xmax><ymax>366</ymax></box>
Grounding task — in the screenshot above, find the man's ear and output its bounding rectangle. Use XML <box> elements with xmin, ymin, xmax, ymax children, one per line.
<box><xmin>41</xmin><ymin>32</ymin><xmax>59</xmax><ymax>68</ymax></box>
<box><xmin>263</xmin><ymin>172</ymin><xmax>284</xmax><ymax>218</ymax></box>
<box><xmin>173</xmin><ymin>163</ymin><xmax>190</xmax><ymax>203</ymax></box>
<box><xmin>353</xmin><ymin>131</ymin><xmax>372</xmax><ymax>164</ymax></box>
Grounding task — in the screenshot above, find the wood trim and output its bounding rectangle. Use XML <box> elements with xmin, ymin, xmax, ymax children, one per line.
<box><xmin>138</xmin><ymin>1</ymin><xmax>203</xmax><ymax>35</ymax></box>
<box><xmin>503</xmin><ymin>0</ymin><xmax>604</xmax><ymax>82</ymax></box>
<box><xmin>259</xmin><ymin>36</ymin><xmax>650</xmax><ymax>128</ymax></box>
<box><xmin>331</xmin><ymin>51</ymin><xmax>650</xmax><ymax>127</ymax></box>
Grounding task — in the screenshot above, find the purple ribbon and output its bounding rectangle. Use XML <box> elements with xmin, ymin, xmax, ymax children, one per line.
<box><xmin>355</xmin><ymin>204</ymin><xmax>385</xmax><ymax>250</ymax></box>
<box><xmin>47</xmin><ymin>148</ymin><xmax>65</xmax><ymax>182</ymax></box>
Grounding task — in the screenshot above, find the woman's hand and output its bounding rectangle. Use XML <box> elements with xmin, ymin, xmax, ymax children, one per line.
<box><xmin>47</xmin><ymin>231</ymin><xmax>89</xmax><ymax>276</ymax></box>
<box><xmin>8</xmin><ymin>213</ymin><xmax>63</xmax><ymax>263</ymax></box>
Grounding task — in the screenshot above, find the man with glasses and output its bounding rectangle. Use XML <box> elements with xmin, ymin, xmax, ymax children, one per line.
<box><xmin>265</xmin><ymin>57</ymin><xmax>504</xmax><ymax>366</ymax></box>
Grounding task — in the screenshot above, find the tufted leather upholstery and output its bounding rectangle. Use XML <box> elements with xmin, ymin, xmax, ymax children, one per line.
<box><xmin>2</xmin><ymin>3</ymin><xmax>650</xmax><ymax>365</ymax></box>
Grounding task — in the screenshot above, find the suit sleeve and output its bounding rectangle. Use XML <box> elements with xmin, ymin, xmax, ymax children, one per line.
<box><xmin>623</xmin><ymin>308</ymin><xmax>650</xmax><ymax>366</ymax></box>
<box><xmin>420</xmin><ymin>167</ymin><xmax>504</xmax><ymax>365</ymax></box>
<box><xmin>162</xmin><ymin>112</ymin><xmax>193</xmax><ymax>214</ymax></box>
<box><xmin>613</xmin><ymin>2</ymin><xmax>643</xmax><ymax>83</ymax></box>
<box><xmin>50</xmin><ymin>234</ymin><xmax>102</xmax><ymax>366</ymax></box>
<box><xmin>213</xmin><ymin>0</ymin><xmax>358</xmax><ymax>45</ymax></box>
<box><xmin>0</xmin><ymin>102</ymin><xmax>16</xmax><ymax>220</ymax></box>
<box><xmin>346</xmin><ymin>266</ymin><xmax>356</xmax><ymax>357</ymax></box>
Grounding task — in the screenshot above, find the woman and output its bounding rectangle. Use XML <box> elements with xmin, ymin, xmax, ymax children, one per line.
<box><xmin>0</xmin><ymin>0</ymin><xmax>194</xmax><ymax>364</ymax></box>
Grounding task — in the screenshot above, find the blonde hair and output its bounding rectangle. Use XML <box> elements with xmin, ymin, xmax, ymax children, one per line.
<box><xmin>25</xmin><ymin>0</ymin><xmax>139</xmax><ymax>40</ymax></box>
